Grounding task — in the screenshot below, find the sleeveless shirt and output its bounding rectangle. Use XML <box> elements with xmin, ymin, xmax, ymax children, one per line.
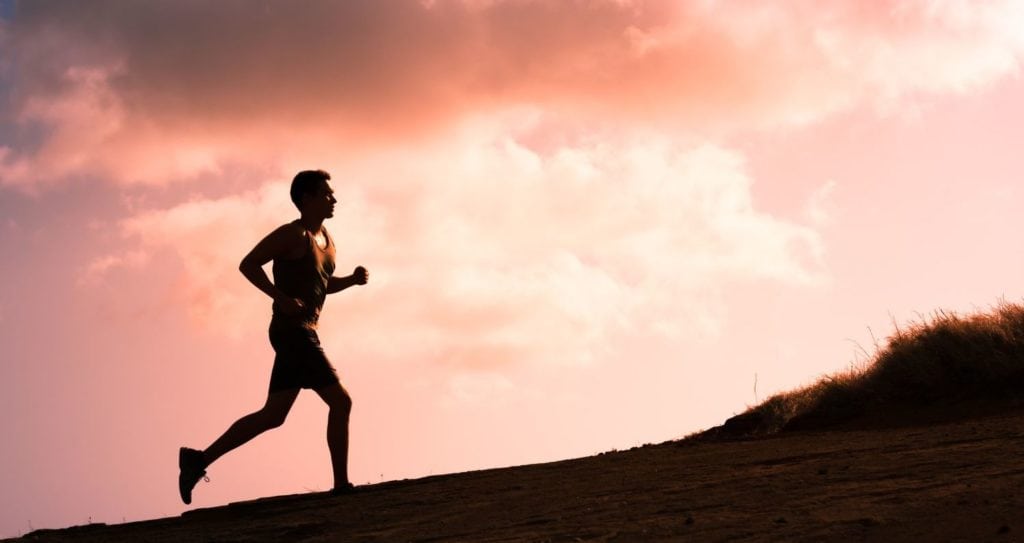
<box><xmin>271</xmin><ymin>222</ymin><xmax>336</xmax><ymax>329</ymax></box>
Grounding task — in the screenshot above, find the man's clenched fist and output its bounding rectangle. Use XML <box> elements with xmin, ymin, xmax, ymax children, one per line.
<box><xmin>353</xmin><ymin>266</ymin><xmax>369</xmax><ymax>285</ymax></box>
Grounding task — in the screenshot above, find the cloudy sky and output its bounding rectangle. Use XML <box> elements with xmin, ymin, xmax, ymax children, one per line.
<box><xmin>2</xmin><ymin>0</ymin><xmax>1024</xmax><ymax>536</ymax></box>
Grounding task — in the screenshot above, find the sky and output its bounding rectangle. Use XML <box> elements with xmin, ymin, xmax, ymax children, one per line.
<box><xmin>2</xmin><ymin>0</ymin><xmax>1024</xmax><ymax>536</ymax></box>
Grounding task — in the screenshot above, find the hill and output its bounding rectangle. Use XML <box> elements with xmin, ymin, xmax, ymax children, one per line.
<box><xmin>11</xmin><ymin>410</ymin><xmax>1024</xmax><ymax>542</ymax></box>
<box><xmin>12</xmin><ymin>304</ymin><xmax>1024</xmax><ymax>542</ymax></box>
<box><xmin>698</xmin><ymin>302</ymin><xmax>1024</xmax><ymax>440</ymax></box>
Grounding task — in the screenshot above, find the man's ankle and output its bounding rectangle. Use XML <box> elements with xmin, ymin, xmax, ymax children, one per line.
<box><xmin>330</xmin><ymin>482</ymin><xmax>356</xmax><ymax>495</ymax></box>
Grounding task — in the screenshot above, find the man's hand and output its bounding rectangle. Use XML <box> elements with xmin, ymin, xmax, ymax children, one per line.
<box><xmin>275</xmin><ymin>294</ymin><xmax>306</xmax><ymax>315</ymax></box>
<box><xmin>327</xmin><ymin>267</ymin><xmax>369</xmax><ymax>294</ymax></box>
<box><xmin>353</xmin><ymin>266</ymin><xmax>369</xmax><ymax>285</ymax></box>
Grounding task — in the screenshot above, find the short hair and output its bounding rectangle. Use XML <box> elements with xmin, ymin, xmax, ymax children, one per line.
<box><xmin>290</xmin><ymin>169</ymin><xmax>331</xmax><ymax>209</ymax></box>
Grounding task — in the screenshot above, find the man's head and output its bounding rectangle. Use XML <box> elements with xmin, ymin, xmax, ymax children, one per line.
<box><xmin>290</xmin><ymin>169</ymin><xmax>336</xmax><ymax>218</ymax></box>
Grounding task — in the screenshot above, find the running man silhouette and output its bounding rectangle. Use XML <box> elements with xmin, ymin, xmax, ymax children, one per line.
<box><xmin>178</xmin><ymin>169</ymin><xmax>369</xmax><ymax>504</ymax></box>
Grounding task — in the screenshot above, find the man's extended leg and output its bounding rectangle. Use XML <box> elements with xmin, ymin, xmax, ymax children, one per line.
<box><xmin>314</xmin><ymin>382</ymin><xmax>352</xmax><ymax>490</ymax></box>
<box><xmin>179</xmin><ymin>389</ymin><xmax>300</xmax><ymax>504</ymax></box>
<box><xmin>205</xmin><ymin>388</ymin><xmax>301</xmax><ymax>464</ymax></box>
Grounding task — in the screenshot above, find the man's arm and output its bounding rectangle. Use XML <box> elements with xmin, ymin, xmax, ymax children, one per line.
<box><xmin>239</xmin><ymin>224</ymin><xmax>306</xmax><ymax>312</ymax></box>
<box><xmin>327</xmin><ymin>266</ymin><xmax>369</xmax><ymax>294</ymax></box>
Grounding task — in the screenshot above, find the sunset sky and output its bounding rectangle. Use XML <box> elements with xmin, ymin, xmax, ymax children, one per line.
<box><xmin>3</xmin><ymin>0</ymin><xmax>1024</xmax><ymax>536</ymax></box>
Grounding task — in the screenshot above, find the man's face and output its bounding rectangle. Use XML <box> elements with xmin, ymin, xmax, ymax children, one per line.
<box><xmin>303</xmin><ymin>180</ymin><xmax>337</xmax><ymax>219</ymax></box>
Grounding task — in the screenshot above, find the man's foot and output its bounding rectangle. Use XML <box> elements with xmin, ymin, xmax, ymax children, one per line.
<box><xmin>329</xmin><ymin>482</ymin><xmax>357</xmax><ymax>496</ymax></box>
<box><xmin>178</xmin><ymin>447</ymin><xmax>208</xmax><ymax>505</ymax></box>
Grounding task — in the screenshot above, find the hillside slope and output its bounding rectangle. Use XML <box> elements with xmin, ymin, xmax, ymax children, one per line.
<box><xmin>16</xmin><ymin>304</ymin><xmax>1024</xmax><ymax>542</ymax></box>
<box><xmin>13</xmin><ymin>409</ymin><xmax>1024</xmax><ymax>542</ymax></box>
<box><xmin>700</xmin><ymin>303</ymin><xmax>1024</xmax><ymax>440</ymax></box>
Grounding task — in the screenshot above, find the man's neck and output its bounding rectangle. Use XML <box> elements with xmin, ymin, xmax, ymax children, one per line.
<box><xmin>298</xmin><ymin>215</ymin><xmax>324</xmax><ymax>233</ymax></box>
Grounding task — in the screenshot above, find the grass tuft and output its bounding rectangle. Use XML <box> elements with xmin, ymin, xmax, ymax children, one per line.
<box><xmin>696</xmin><ymin>302</ymin><xmax>1024</xmax><ymax>440</ymax></box>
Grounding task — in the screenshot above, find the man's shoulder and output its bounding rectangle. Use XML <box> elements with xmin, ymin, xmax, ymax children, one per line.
<box><xmin>271</xmin><ymin>220</ymin><xmax>306</xmax><ymax>238</ymax></box>
<box><xmin>268</xmin><ymin>221</ymin><xmax>309</xmax><ymax>250</ymax></box>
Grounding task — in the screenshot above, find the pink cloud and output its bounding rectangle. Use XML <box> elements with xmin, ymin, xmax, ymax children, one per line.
<box><xmin>118</xmin><ymin>180</ymin><xmax>296</xmax><ymax>337</ymax></box>
<box><xmin>3</xmin><ymin>1</ymin><xmax>1023</xmax><ymax>188</ymax></box>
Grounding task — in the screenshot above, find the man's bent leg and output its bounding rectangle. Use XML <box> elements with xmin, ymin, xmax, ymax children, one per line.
<box><xmin>203</xmin><ymin>388</ymin><xmax>300</xmax><ymax>466</ymax></box>
<box><xmin>314</xmin><ymin>382</ymin><xmax>352</xmax><ymax>489</ymax></box>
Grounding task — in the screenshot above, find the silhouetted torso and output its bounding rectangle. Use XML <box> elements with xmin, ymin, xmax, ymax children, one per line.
<box><xmin>271</xmin><ymin>221</ymin><xmax>335</xmax><ymax>329</ymax></box>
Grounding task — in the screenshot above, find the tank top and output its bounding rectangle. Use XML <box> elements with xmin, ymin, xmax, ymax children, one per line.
<box><xmin>270</xmin><ymin>222</ymin><xmax>336</xmax><ymax>329</ymax></box>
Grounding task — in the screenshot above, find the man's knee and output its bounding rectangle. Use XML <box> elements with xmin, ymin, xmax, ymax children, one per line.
<box><xmin>333</xmin><ymin>389</ymin><xmax>352</xmax><ymax>413</ymax></box>
<box><xmin>326</xmin><ymin>387</ymin><xmax>352</xmax><ymax>413</ymax></box>
<box><xmin>256</xmin><ymin>407</ymin><xmax>289</xmax><ymax>429</ymax></box>
<box><xmin>258</xmin><ymin>389</ymin><xmax>298</xmax><ymax>428</ymax></box>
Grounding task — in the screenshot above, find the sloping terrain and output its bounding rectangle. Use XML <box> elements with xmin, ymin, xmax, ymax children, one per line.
<box><xmin>16</xmin><ymin>305</ymin><xmax>1024</xmax><ymax>542</ymax></box>
<box><xmin>14</xmin><ymin>408</ymin><xmax>1024</xmax><ymax>542</ymax></box>
<box><xmin>701</xmin><ymin>304</ymin><xmax>1024</xmax><ymax>440</ymax></box>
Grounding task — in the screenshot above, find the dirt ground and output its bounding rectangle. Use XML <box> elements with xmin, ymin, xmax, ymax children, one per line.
<box><xmin>12</xmin><ymin>410</ymin><xmax>1024</xmax><ymax>542</ymax></box>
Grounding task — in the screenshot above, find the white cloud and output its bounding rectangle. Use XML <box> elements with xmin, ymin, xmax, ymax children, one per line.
<box><xmin>811</xmin><ymin>1</ymin><xmax>1024</xmax><ymax>114</ymax></box>
<box><xmin>443</xmin><ymin>372</ymin><xmax>516</xmax><ymax>407</ymax></box>
<box><xmin>805</xmin><ymin>180</ymin><xmax>839</xmax><ymax>227</ymax></box>
<box><xmin>78</xmin><ymin>250</ymin><xmax>149</xmax><ymax>286</ymax></box>
<box><xmin>106</xmin><ymin>118</ymin><xmax>827</xmax><ymax>372</ymax></box>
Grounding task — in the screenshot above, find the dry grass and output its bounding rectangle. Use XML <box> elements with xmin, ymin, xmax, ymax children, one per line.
<box><xmin>697</xmin><ymin>302</ymin><xmax>1024</xmax><ymax>440</ymax></box>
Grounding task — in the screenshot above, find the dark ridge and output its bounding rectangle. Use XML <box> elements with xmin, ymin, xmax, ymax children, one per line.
<box><xmin>693</xmin><ymin>302</ymin><xmax>1024</xmax><ymax>441</ymax></box>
